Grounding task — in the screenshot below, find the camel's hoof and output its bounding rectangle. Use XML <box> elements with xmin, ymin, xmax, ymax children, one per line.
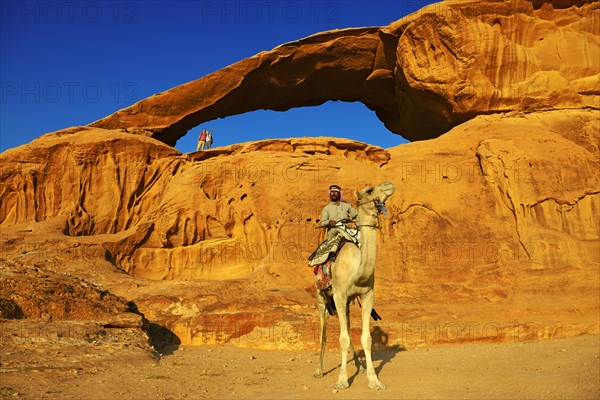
<box><xmin>368</xmin><ymin>380</ymin><xmax>387</xmax><ymax>390</ymax></box>
<box><xmin>313</xmin><ymin>371</ymin><xmax>323</xmax><ymax>379</ymax></box>
<box><xmin>334</xmin><ymin>380</ymin><xmax>350</xmax><ymax>390</ymax></box>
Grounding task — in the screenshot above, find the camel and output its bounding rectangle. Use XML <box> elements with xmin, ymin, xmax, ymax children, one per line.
<box><xmin>313</xmin><ymin>181</ymin><xmax>395</xmax><ymax>390</ymax></box>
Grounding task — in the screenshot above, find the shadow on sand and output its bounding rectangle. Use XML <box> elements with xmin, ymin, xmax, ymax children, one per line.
<box><xmin>0</xmin><ymin>298</ymin><xmax>25</xmax><ymax>319</ymax></box>
<box><xmin>127</xmin><ymin>301</ymin><xmax>181</xmax><ymax>356</ymax></box>
<box><xmin>321</xmin><ymin>325</ymin><xmax>405</xmax><ymax>383</ymax></box>
<box><xmin>147</xmin><ymin>323</ymin><xmax>182</xmax><ymax>356</ymax></box>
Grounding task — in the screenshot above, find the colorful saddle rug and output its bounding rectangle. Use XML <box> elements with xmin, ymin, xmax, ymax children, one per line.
<box><xmin>308</xmin><ymin>231</ymin><xmax>354</xmax><ymax>267</ymax></box>
<box><xmin>314</xmin><ymin>260</ymin><xmax>333</xmax><ymax>290</ymax></box>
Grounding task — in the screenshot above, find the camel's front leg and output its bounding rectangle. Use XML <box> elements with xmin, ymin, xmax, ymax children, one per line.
<box><xmin>346</xmin><ymin>303</ymin><xmax>363</xmax><ymax>374</ymax></box>
<box><xmin>314</xmin><ymin>291</ymin><xmax>328</xmax><ymax>378</ymax></box>
<box><xmin>333</xmin><ymin>292</ymin><xmax>350</xmax><ymax>389</ymax></box>
<box><xmin>360</xmin><ymin>291</ymin><xmax>386</xmax><ymax>390</ymax></box>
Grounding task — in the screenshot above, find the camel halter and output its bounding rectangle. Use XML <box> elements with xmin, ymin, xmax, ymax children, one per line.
<box><xmin>355</xmin><ymin>199</ymin><xmax>386</xmax><ymax>232</ymax></box>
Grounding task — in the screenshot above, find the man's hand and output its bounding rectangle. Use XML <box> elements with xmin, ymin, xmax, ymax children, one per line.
<box><xmin>328</xmin><ymin>220</ymin><xmax>337</xmax><ymax>227</ymax></box>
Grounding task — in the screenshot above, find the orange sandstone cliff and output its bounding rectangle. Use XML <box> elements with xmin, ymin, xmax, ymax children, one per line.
<box><xmin>0</xmin><ymin>0</ymin><xmax>598</xmax><ymax>350</ymax></box>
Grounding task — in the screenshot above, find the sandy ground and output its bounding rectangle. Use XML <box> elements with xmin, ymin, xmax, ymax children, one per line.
<box><xmin>1</xmin><ymin>333</ymin><xmax>598</xmax><ymax>399</ymax></box>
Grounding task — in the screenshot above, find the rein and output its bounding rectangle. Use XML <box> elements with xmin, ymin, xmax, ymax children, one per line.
<box><xmin>355</xmin><ymin>199</ymin><xmax>384</xmax><ymax>235</ymax></box>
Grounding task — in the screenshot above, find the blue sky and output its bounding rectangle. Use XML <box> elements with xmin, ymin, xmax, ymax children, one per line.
<box><xmin>1</xmin><ymin>0</ymin><xmax>437</xmax><ymax>153</ymax></box>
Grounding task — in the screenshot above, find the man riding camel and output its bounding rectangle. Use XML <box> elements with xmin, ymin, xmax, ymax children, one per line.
<box><xmin>309</xmin><ymin>185</ymin><xmax>359</xmax><ymax>270</ymax></box>
<box><xmin>309</xmin><ymin>184</ymin><xmax>360</xmax><ymax>312</ymax></box>
<box><xmin>320</xmin><ymin>185</ymin><xmax>358</xmax><ymax>238</ymax></box>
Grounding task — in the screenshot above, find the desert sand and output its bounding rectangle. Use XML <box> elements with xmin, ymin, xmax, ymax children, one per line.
<box><xmin>2</xmin><ymin>330</ymin><xmax>598</xmax><ymax>399</ymax></box>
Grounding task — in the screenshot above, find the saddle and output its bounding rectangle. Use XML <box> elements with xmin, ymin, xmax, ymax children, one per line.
<box><xmin>308</xmin><ymin>232</ymin><xmax>349</xmax><ymax>293</ymax></box>
<box><xmin>308</xmin><ymin>236</ymin><xmax>347</xmax><ymax>266</ymax></box>
<box><xmin>308</xmin><ymin>227</ymin><xmax>359</xmax><ymax>267</ymax></box>
<box><xmin>311</xmin><ymin>238</ymin><xmax>347</xmax><ymax>290</ymax></box>
<box><xmin>308</xmin><ymin>228</ymin><xmax>382</xmax><ymax>320</ymax></box>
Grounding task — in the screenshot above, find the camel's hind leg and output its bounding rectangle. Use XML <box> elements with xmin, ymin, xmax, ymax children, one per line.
<box><xmin>360</xmin><ymin>291</ymin><xmax>386</xmax><ymax>390</ymax></box>
<box><xmin>314</xmin><ymin>290</ymin><xmax>328</xmax><ymax>378</ymax></box>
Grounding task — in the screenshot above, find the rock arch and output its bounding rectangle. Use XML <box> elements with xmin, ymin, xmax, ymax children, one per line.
<box><xmin>89</xmin><ymin>0</ymin><xmax>599</xmax><ymax>147</ymax></box>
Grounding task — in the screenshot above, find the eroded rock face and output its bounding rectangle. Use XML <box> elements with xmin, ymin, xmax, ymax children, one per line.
<box><xmin>0</xmin><ymin>259</ymin><xmax>135</xmax><ymax>323</ymax></box>
<box><xmin>0</xmin><ymin>131</ymin><xmax>389</xmax><ymax>279</ymax></box>
<box><xmin>1</xmin><ymin>0</ymin><xmax>598</xmax><ymax>350</ymax></box>
<box><xmin>0</xmin><ymin>127</ymin><xmax>179</xmax><ymax>233</ymax></box>
<box><xmin>1</xmin><ymin>110</ymin><xmax>598</xmax><ymax>348</ymax></box>
<box><xmin>0</xmin><ymin>258</ymin><xmax>155</xmax><ymax>359</ymax></box>
<box><xmin>89</xmin><ymin>0</ymin><xmax>599</xmax><ymax>145</ymax></box>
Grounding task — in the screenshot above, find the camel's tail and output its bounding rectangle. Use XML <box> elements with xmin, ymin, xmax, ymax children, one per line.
<box><xmin>370</xmin><ymin>308</ymin><xmax>382</xmax><ymax>321</ymax></box>
<box><xmin>325</xmin><ymin>294</ymin><xmax>337</xmax><ymax>316</ymax></box>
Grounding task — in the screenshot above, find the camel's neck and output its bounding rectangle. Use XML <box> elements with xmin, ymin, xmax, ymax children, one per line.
<box><xmin>355</xmin><ymin>212</ymin><xmax>378</xmax><ymax>284</ymax></box>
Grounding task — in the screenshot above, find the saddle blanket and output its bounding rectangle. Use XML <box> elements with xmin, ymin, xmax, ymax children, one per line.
<box><xmin>314</xmin><ymin>260</ymin><xmax>332</xmax><ymax>290</ymax></box>
<box><xmin>308</xmin><ymin>227</ymin><xmax>358</xmax><ymax>267</ymax></box>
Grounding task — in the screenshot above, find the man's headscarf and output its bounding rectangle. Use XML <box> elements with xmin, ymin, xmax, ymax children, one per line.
<box><xmin>329</xmin><ymin>184</ymin><xmax>347</xmax><ymax>202</ymax></box>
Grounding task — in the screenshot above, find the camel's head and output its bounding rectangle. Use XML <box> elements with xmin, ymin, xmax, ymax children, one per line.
<box><xmin>355</xmin><ymin>181</ymin><xmax>395</xmax><ymax>218</ymax></box>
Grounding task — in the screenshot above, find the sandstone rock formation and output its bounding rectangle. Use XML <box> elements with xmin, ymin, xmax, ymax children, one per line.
<box><xmin>1</xmin><ymin>0</ymin><xmax>599</xmax><ymax>352</ymax></box>
<box><xmin>89</xmin><ymin>0</ymin><xmax>599</xmax><ymax>146</ymax></box>
<box><xmin>0</xmin><ymin>259</ymin><xmax>135</xmax><ymax>323</ymax></box>
<box><xmin>1</xmin><ymin>110</ymin><xmax>598</xmax><ymax>349</ymax></box>
<box><xmin>0</xmin><ymin>258</ymin><xmax>156</xmax><ymax>370</ymax></box>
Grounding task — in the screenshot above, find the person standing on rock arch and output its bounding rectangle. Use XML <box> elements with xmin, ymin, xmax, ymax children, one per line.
<box><xmin>206</xmin><ymin>129</ymin><xmax>214</xmax><ymax>150</ymax></box>
<box><xmin>197</xmin><ymin>128</ymin><xmax>207</xmax><ymax>151</ymax></box>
